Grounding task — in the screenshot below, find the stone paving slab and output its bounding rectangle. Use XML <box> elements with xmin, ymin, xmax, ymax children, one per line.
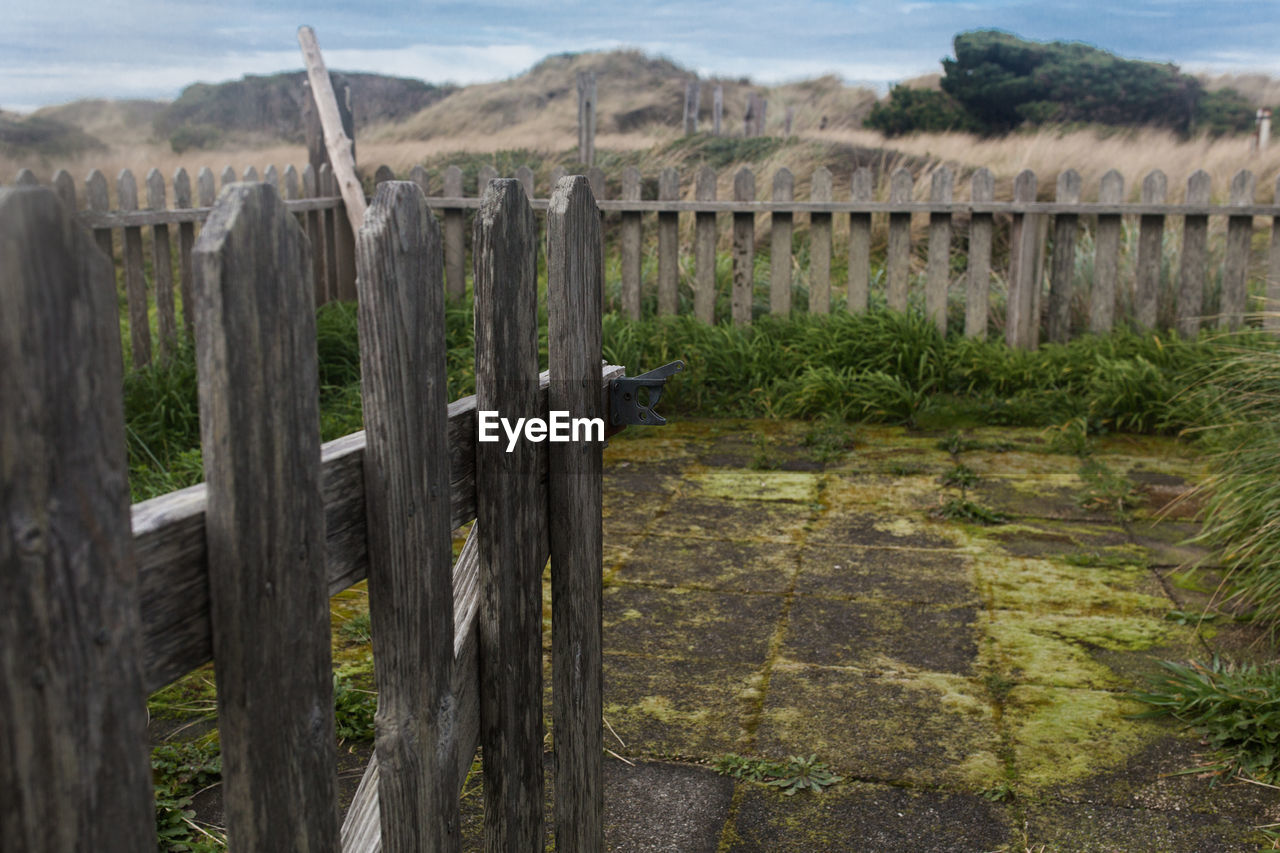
<box><xmin>795</xmin><ymin>544</ymin><xmax>979</xmax><ymax>604</ymax></box>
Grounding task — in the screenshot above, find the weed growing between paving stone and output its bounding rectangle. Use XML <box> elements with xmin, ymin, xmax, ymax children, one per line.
<box><xmin>713</xmin><ymin>753</ymin><xmax>844</xmax><ymax>795</ymax></box>
<box><xmin>152</xmin><ymin>735</ymin><xmax>225</xmax><ymax>852</ymax></box>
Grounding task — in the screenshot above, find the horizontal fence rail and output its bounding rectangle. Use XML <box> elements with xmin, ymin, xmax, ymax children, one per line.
<box><xmin>15</xmin><ymin>161</ymin><xmax>1280</xmax><ymax>348</ymax></box>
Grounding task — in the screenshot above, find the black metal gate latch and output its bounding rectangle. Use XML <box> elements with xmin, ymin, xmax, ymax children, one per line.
<box><xmin>609</xmin><ymin>361</ymin><xmax>684</xmax><ymax>426</ymax></box>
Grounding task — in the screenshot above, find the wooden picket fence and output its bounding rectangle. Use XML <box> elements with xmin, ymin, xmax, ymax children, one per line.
<box><xmin>12</xmin><ymin>160</ymin><xmax>1280</xmax><ymax>358</ymax></box>
<box><xmin>1</xmin><ymin>176</ymin><xmax>612</xmax><ymax>851</ymax></box>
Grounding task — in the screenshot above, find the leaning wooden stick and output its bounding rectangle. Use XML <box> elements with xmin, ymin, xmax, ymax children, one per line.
<box><xmin>297</xmin><ymin>25</ymin><xmax>367</xmax><ymax>231</ymax></box>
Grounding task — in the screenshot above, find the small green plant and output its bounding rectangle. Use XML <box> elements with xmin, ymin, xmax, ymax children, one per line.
<box><xmin>152</xmin><ymin>736</ymin><xmax>225</xmax><ymax>852</ymax></box>
<box><xmin>713</xmin><ymin>753</ymin><xmax>843</xmax><ymax>794</ymax></box>
<box><xmin>339</xmin><ymin>611</ymin><xmax>373</xmax><ymax>644</ymax></box>
<box><xmin>1078</xmin><ymin>459</ymin><xmax>1141</xmax><ymax>517</ymax></box>
<box><xmin>1132</xmin><ymin>657</ymin><xmax>1280</xmax><ymax>783</ymax></box>
<box><xmin>935</xmin><ymin>497</ymin><xmax>1010</xmax><ymax>525</ymax></box>
<box><xmin>980</xmin><ymin>781</ymin><xmax>1015</xmax><ymax>802</ymax></box>
<box><xmin>333</xmin><ymin>671</ymin><xmax>377</xmax><ymax>742</ymax></box>
<box><xmin>801</xmin><ymin>418</ymin><xmax>857</xmax><ymax>465</ymax></box>
<box><xmin>1164</xmin><ymin>609</ymin><xmax>1221</xmax><ymax>626</ymax></box>
<box><xmin>941</xmin><ymin>463</ymin><xmax>980</xmax><ymax>492</ymax></box>
<box><xmin>887</xmin><ymin>462</ymin><xmax>928</xmax><ymax>476</ymax></box>
<box><xmin>1044</xmin><ymin>416</ymin><xmax>1093</xmax><ymax>456</ymax></box>
<box><xmin>750</xmin><ymin>435</ymin><xmax>780</xmax><ymax>471</ymax></box>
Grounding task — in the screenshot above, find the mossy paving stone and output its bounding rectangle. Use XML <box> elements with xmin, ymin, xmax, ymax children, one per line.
<box><xmin>694</xmin><ymin>434</ymin><xmax>828</xmax><ymax>471</ymax></box>
<box><xmin>1021</xmin><ymin>797</ymin><xmax>1261</xmax><ymax>852</ymax></box>
<box><xmin>724</xmin><ymin>781</ymin><xmax>1016</xmax><ymax>853</ymax></box>
<box><xmin>816</xmin><ymin>473</ymin><xmax>943</xmax><ymax>513</ymax></box>
<box><xmin>1042</xmin><ymin>733</ymin><xmax>1280</xmax><ymax>824</ymax></box>
<box><xmin>603</xmin><ymin>484</ymin><xmax>674</xmax><ymax>536</ymax></box>
<box><xmin>958</xmin><ymin>450</ymin><xmax>1085</xmax><ymax>480</ymax></box>
<box><xmin>796</xmin><ymin>544</ymin><xmax>978</xmax><ymax>605</ymax></box>
<box><xmin>604</xmin><ymin>585</ymin><xmax>783</xmax><ymax>663</ymax></box>
<box><xmin>1129</xmin><ymin>519</ymin><xmax>1220</xmax><ymax>568</ymax></box>
<box><xmin>603</xmin><ymin>466</ymin><xmax>687</xmax><ymax>494</ymax></box>
<box><xmin>688</xmin><ymin>469</ymin><xmax>822</xmax><ymax>503</ymax></box>
<box><xmin>971</xmin><ymin>478</ymin><xmax>1118</xmax><ymax>523</ymax></box>
<box><xmin>651</xmin><ymin>495</ymin><xmax>811</xmax><ymax>543</ymax></box>
<box><xmin>972</xmin><ymin>554</ymin><xmax>1171</xmax><ymax>614</ymax></box>
<box><xmin>755</xmin><ymin>663</ymin><xmax>1004</xmax><ymax>790</ymax></box>
<box><xmin>612</xmin><ymin>535</ymin><xmax>801</xmax><ymax>593</ymax></box>
<box><xmin>985</xmin><ymin>519</ymin><xmax>1134</xmax><ymax>561</ymax></box>
<box><xmin>783</xmin><ymin>596</ymin><xmax>979</xmax><ymax>675</ymax></box>
<box><xmin>805</xmin><ymin>507</ymin><xmax>957</xmax><ymax>550</ymax></box>
<box><xmin>603</xmin><ymin>652</ymin><xmax>758</xmax><ymax>759</ymax></box>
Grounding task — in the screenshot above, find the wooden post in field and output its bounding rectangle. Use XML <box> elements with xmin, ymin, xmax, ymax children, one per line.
<box><xmin>356</xmin><ymin>181</ymin><xmax>458</xmax><ymax>852</ymax></box>
<box><xmin>848</xmin><ymin>167</ymin><xmax>873</xmax><ymax>314</ymax></box>
<box><xmin>756</xmin><ymin>97</ymin><xmax>768</xmax><ymax>136</ymax></box>
<box><xmin>1178</xmin><ymin>170</ymin><xmax>1211</xmax><ymax>338</ymax></box>
<box><xmin>118</xmin><ymin>169</ymin><xmax>150</xmax><ymax>367</ymax></box>
<box><xmin>732</xmin><ymin>167</ymin><xmax>756</xmax><ymax>324</ymax></box>
<box><xmin>577</xmin><ymin>71</ymin><xmax>597</xmax><ymax>166</ymax></box>
<box><xmin>263</xmin><ymin>165</ymin><xmax>279</xmax><ymax>189</ymax></box>
<box><xmin>965</xmin><ymin>168</ymin><xmax>994</xmax><ymax>337</ymax></box>
<box><xmin>1</xmin><ymin>186</ymin><xmax>155</xmax><ymax>852</ymax></box>
<box><xmin>658</xmin><ymin>168</ymin><xmax>680</xmax><ymax>315</ymax></box>
<box><xmin>193</xmin><ymin>182</ymin><xmax>338</xmax><ymax>851</ymax></box>
<box><xmin>925</xmin><ymin>167</ymin><xmax>953</xmax><ymax>332</ymax></box>
<box><xmin>174</xmin><ymin>168</ymin><xmax>196</xmax><ymax>336</ymax></box>
<box><xmin>684</xmin><ymin>79</ymin><xmax>700</xmax><ymax>135</ymax></box>
<box><xmin>588</xmin><ymin>167</ymin><xmax>607</xmax><ymax>300</ymax></box>
<box><xmin>1091</xmin><ymin>170</ymin><xmax>1124</xmax><ymax>333</ymax></box>
<box><xmin>302</xmin><ymin>75</ymin><xmax>355</xmax><ymax>178</ymax></box>
<box><xmin>297</xmin><ymin>27</ymin><xmax>365</xmax><ymax>231</ymax></box>
<box><xmin>409</xmin><ymin>164</ymin><xmax>430</xmax><ymax>196</ymax></box>
<box><xmin>1268</xmin><ymin>175</ymin><xmax>1280</xmax><ymax>334</ymax></box>
<box><xmin>1047</xmin><ymin>169</ymin><xmax>1082</xmax><ymax>343</ymax></box>
<box><xmin>473</xmin><ymin>180</ymin><xmax>544</xmax><ymax>852</ymax></box>
<box><xmin>443</xmin><ymin>165</ymin><xmax>465</xmax><ymax>300</ymax></box>
<box><xmin>784</xmin><ymin>106</ymin><xmax>794</xmax><ymax>136</ymax></box>
<box><xmin>1134</xmin><ymin>170</ymin><xmax>1167</xmax><ymax>330</ymax></box>
<box><xmin>52</xmin><ymin>168</ymin><xmax>75</xmax><ymax>211</ymax></box>
<box><xmin>14</xmin><ymin>168</ymin><xmax>38</xmax><ymax>186</ymax></box>
<box><xmin>146</xmin><ymin>169</ymin><xmax>177</xmax><ymax>359</ymax></box>
<box><xmin>85</xmin><ymin>169</ymin><xmax>114</xmax><ymax>262</ymax></box>
<box><xmin>621</xmin><ymin>167</ymin><xmax>642</xmax><ymax>320</ymax></box>
<box><xmin>243</xmin><ymin>166</ymin><xmax>260</xmax><ymax>183</ymax></box>
<box><xmin>373</xmin><ymin>165</ymin><xmax>395</xmax><ymax>186</ymax></box>
<box><xmin>220</xmin><ymin>165</ymin><xmax>236</xmax><ymax>189</ymax></box>
<box><xmin>1222</xmin><ymin>169</ymin><xmax>1257</xmax><ymax>329</ymax></box>
<box><xmin>770</xmin><ymin>168</ymin><xmax>794</xmax><ymax>315</ymax></box>
<box><xmin>1007</xmin><ymin>170</ymin><xmax>1040</xmax><ymax>350</ymax></box>
<box><xmin>713</xmin><ymin>85</ymin><xmax>723</xmax><ymax>136</ymax></box>
<box><xmin>546</xmin><ymin>175</ymin><xmax>605</xmax><ymax>853</ymax></box>
<box><xmin>886</xmin><ymin>167</ymin><xmax>913</xmax><ymax>313</ymax></box>
<box><xmin>810</xmin><ymin>167</ymin><xmax>833</xmax><ymax>314</ymax></box>
<box><xmin>695</xmin><ymin>166</ymin><xmax>718</xmax><ymax>322</ymax></box>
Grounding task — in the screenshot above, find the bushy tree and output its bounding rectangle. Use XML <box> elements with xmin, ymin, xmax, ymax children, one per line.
<box><xmin>865</xmin><ymin>86</ymin><xmax>981</xmax><ymax>136</ymax></box>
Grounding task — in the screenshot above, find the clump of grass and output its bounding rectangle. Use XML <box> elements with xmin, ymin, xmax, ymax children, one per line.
<box><xmin>801</xmin><ymin>417</ymin><xmax>857</xmax><ymax>465</ymax></box>
<box><xmin>934</xmin><ymin>497</ymin><xmax>1010</xmax><ymax>525</ymax></box>
<box><xmin>1133</xmin><ymin>658</ymin><xmax>1280</xmax><ymax>784</ymax></box>
<box><xmin>339</xmin><ymin>611</ymin><xmax>373</xmax><ymax>644</ymax></box>
<box><xmin>713</xmin><ymin>753</ymin><xmax>843</xmax><ymax>795</ymax></box>
<box><xmin>941</xmin><ymin>463</ymin><xmax>979</xmax><ymax>491</ymax></box>
<box><xmin>333</xmin><ymin>670</ymin><xmax>377</xmax><ymax>743</ymax></box>
<box><xmin>1078</xmin><ymin>458</ymin><xmax>1142</xmax><ymax>517</ymax></box>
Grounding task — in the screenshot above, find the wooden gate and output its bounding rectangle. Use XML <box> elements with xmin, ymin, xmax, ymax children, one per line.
<box><xmin>1</xmin><ymin>175</ymin><xmax>615</xmax><ymax>851</ymax></box>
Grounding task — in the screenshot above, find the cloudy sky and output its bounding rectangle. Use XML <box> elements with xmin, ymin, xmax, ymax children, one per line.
<box><xmin>4</xmin><ymin>0</ymin><xmax>1279</xmax><ymax>112</ymax></box>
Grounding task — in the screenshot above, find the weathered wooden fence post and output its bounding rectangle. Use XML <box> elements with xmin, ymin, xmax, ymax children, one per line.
<box><xmin>965</xmin><ymin>168</ymin><xmax>994</xmax><ymax>337</ymax></box>
<box><xmin>713</xmin><ymin>85</ymin><xmax>723</xmax><ymax>135</ymax></box>
<box><xmin>658</xmin><ymin>168</ymin><xmax>680</xmax><ymax>315</ymax></box>
<box><xmin>52</xmin><ymin>168</ymin><xmax>75</xmax><ymax>210</ymax></box>
<box><xmin>302</xmin><ymin>163</ymin><xmax>329</xmax><ymax>305</ymax></box>
<box><xmin>886</xmin><ymin>167</ymin><xmax>914</xmax><ymax>313</ymax></box>
<box><xmin>1047</xmin><ymin>169</ymin><xmax>1082</xmax><ymax>343</ymax></box>
<box><xmin>409</xmin><ymin>164</ymin><xmax>430</xmax><ymax>196</ymax></box>
<box><xmin>1135</xmin><ymin>170</ymin><xmax>1167</xmax><ymax>330</ymax></box>
<box><xmin>356</xmin><ymin>181</ymin><xmax>459</xmax><ymax>852</ymax></box>
<box><xmin>1222</xmin><ymin>169</ymin><xmax>1256</xmax><ymax>329</ymax></box>
<box><xmin>770</xmin><ymin>168</ymin><xmax>794</xmax><ymax>315</ymax></box>
<box><xmin>1</xmin><ymin>186</ymin><xmax>156</xmax><ymax>852</ymax></box>
<box><xmin>547</xmin><ymin>175</ymin><xmax>605</xmax><ymax>853</ymax></box>
<box><xmin>695</xmin><ymin>166</ymin><xmax>718</xmax><ymax>323</ymax></box>
<box><xmin>1177</xmin><ymin>170</ymin><xmax>1211</xmax><ymax>338</ymax></box>
<box><xmin>147</xmin><ymin>168</ymin><xmax>177</xmax><ymax>358</ymax></box>
<box><xmin>732</xmin><ymin>167</ymin><xmax>756</xmax><ymax>325</ymax></box>
<box><xmin>85</xmin><ymin>168</ymin><xmax>114</xmax><ymax>262</ymax></box>
<box><xmin>174</xmin><ymin>167</ymin><xmax>196</xmax><ymax>335</ymax></box>
<box><xmin>1091</xmin><ymin>170</ymin><xmax>1124</xmax><ymax>334</ymax></box>
<box><xmin>621</xmin><ymin>166</ymin><xmax>643</xmax><ymax>320</ymax></box>
<box><xmin>784</xmin><ymin>106</ymin><xmax>794</xmax><ymax>136</ymax></box>
<box><xmin>302</xmin><ymin>74</ymin><xmax>355</xmax><ymax>179</ymax></box>
<box><xmin>473</xmin><ymin>180</ymin><xmax>544</xmax><ymax>851</ymax></box>
<box><xmin>443</xmin><ymin>165</ymin><xmax>466</xmax><ymax>299</ymax></box>
<box><xmin>193</xmin><ymin>182</ymin><xmax>338</xmax><ymax>850</ymax></box>
<box><xmin>925</xmin><ymin>167</ymin><xmax>953</xmax><ymax>332</ymax></box>
<box><xmin>848</xmin><ymin>167</ymin><xmax>873</xmax><ymax>314</ymax></box>
<box><xmin>1007</xmin><ymin>169</ymin><xmax>1041</xmax><ymax>350</ymax></box>
<box><xmin>221</xmin><ymin>165</ymin><xmax>237</xmax><ymax>189</ymax></box>
<box><xmin>810</xmin><ymin>167</ymin><xmax>833</xmax><ymax>314</ymax></box>
<box><xmin>684</xmin><ymin>79</ymin><xmax>701</xmax><ymax>135</ymax></box>
<box><xmin>577</xmin><ymin>71</ymin><xmax>597</xmax><ymax>166</ymax></box>
<box><xmin>118</xmin><ymin>169</ymin><xmax>151</xmax><ymax>367</ymax></box>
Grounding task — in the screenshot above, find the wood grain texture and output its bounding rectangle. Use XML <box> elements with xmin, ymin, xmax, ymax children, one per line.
<box><xmin>847</xmin><ymin>167</ymin><xmax>873</xmax><ymax>314</ymax></box>
<box><xmin>546</xmin><ymin>175</ymin><xmax>605</xmax><ymax>853</ymax></box>
<box><xmin>695</xmin><ymin>166</ymin><xmax>717</xmax><ymax>323</ymax></box>
<box><xmin>732</xmin><ymin>167</ymin><xmax>756</xmax><ymax>325</ymax></box>
<box><xmin>321</xmin><ymin>164</ymin><xmax>340</xmax><ymax>302</ymax></box>
<box><xmin>192</xmin><ymin>182</ymin><xmax>338</xmax><ymax>851</ymax></box>
<box><xmin>809</xmin><ymin>167</ymin><xmax>833</xmax><ymax>314</ymax></box>
<box><xmin>472</xmin><ymin>179</ymin><xmax>545</xmax><ymax>853</ymax></box>
<box><xmin>1007</xmin><ymin>170</ymin><xmax>1040</xmax><ymax>350</ymax></box>
<box><xmin>620</xmin><ymin>166</ymin><xmax>642</xmax><ymax>320</ymax></box>
<box><xmin>297</xmin><ymin>26</ymin><xmax>367</xmax><ymax>229</ymax></box>
<box><xmin>886</xmin><ymin>168</ymin><xmax>913</xmax><ymax>312</ymax></box>
<box><xmin>1269</xmin><ymin>175</ymin><xmax>1280</xmax><ymax>334</ymax></box>
<box><xmin>770</xmin><ymin>168</ymin><xmax>794</xmax><ymax>316</ymax></box>
<box><xmin>925</xmin><ymin>167</ymin><xmax>953</xmax><ymax>333</ymax></box>
<box><xmin>85</xmin><ymin>169</ymin><xmax>115</xmax><ymax>270</ymax></box>
<box><xmin>1091</xmin><ymin>170</ymin><xmax>1124</xmax><ymax>333</ymax></box>
<box><xmin>147</xmin><ymin>168</ymin><xmax>177</xmax><ymax>358</ymax></box>
<box><xmin>965</xmin><ymin>168</ymin><xmax>993</xmax><ymax>338</ymax></box>
<box><xmin>174</xmin><ymin>168</ymin><xmax>196</xmax><ymax>336</ymax></box>
<box><xmin>1134</xmin><ymin>170</ymin><xmax>1167</xmax><ymax>330</ymax></box>
<box><xmin>577</xmin><ymin>71</ymin><xmax>596</xmax><ymax>166</ymax></box>
<box><xmin>119</xmin><ymin>169</ymin><xmax>151</xmax><ymax>366</ymax></box>
<box><xmin>1222</xmin><ymin>169</ymin><xmax>1257</xmax><ymax>329</ymax></box>
<box><xmin>1178</xmin><ymin>170</ymin><xmax>1211</xmax><ymax>338</ymax></box>
<box><xmin>443</xmin><ymin>166</ymin><xmax>465</xmax><ymax>300</ymax></box>
<box><xmin>303</xmin><ymin>164</ymin><xmax>328</xmax><ymax>306</ymax></box>
<box><xmin>356</xmin><ymin>181</ymin><xmax>459</xmax><ymax>853</ymax></box>
<box><xmin>1047</xmin><ymin>169</ymin><xmax>1082</xmax><ymax>343</ymax></box>
<box><xmin>658</xmin><ymin>167</ymin><xmax>680</xmax><ymax>315</ymax></box>
<box><xmin>1</xmin><ymin>186</ymin><xmax>155</xmax><ymax>852</ymax></box>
